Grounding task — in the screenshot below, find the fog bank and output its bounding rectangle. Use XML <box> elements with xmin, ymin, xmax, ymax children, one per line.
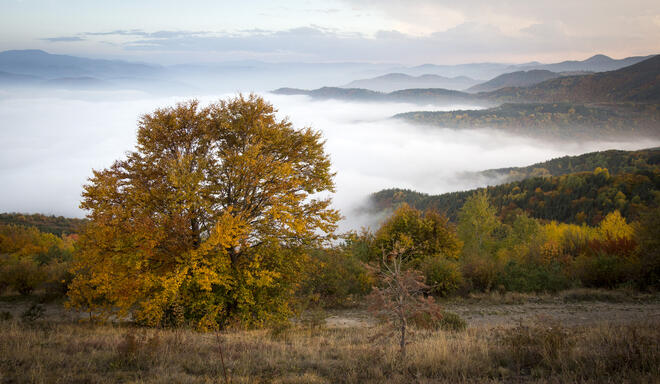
<box><xmin>1</xmin><ymin>90</ymin><xmax>658</xmax><ymax>232</ymax></box>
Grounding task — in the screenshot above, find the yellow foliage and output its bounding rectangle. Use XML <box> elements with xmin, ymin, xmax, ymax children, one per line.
<box><xmin>598</xmin><ymin>210</ymin><xmax>633</xmax><ymax>240</ymax></box>
<box><xmin>67</xmin><ymin>95</ymin><xmax>339</xmax><ymax>328</ymax></box>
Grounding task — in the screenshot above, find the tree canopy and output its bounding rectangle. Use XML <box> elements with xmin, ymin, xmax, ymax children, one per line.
<box><xmin>68</xmin><ymin>95</ymin><xmax>340</xmax><ymax>328</ymax></box>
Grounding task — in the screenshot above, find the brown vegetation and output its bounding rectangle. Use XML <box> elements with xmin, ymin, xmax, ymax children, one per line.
<box><xmin>0</xmin><ymin>313</ymin><xmax>658</xmax><ymax>383</ymax></box>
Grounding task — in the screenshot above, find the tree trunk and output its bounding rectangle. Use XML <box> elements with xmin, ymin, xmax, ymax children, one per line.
<box><xmin>400</xmin><ymin>317</ymin><xmax>406</xmax><ymax>357</ymax></box>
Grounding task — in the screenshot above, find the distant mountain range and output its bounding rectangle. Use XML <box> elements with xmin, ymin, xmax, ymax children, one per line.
<box><xmin>277</xmin><ymin>55</ymin><xmax>660</xmax><ymax>106</ymax></box>
<box><xmin>486</xmin><ymin>54</ymin><xmax>660</xmax><ymax>103</ymax></box>
<box><xmin>0</xmin><ymin>49</ymin><xmax>162</xmax><ymax>79</ymax></box>
<box><xmin>393</xmin><ymin>54</ymin><xmax>655</xmax><ymax>80</ymax></box>
<box><xmin>342</xmin><ymin>73</ymin><xmax>480</xmax><ymax>92</ymax></box>
<box><xmin>272</xmin><ymin>87</ymin><xmax>492</xmax><ymax>106</ymax></box>
<box><xmin>514</xmin><ymin>54</ymin><xmax>654</xmax><ymax>74</ymax></box>
<box><xmin>466</xmin><ymin>70</ymin><xmax>565</xmax><ymax>93</ymax></box>
<box><xmin>0</xmin><ymin>49</ymin><xmax>656</xmax><ymax>95</ymax></box>
<box><xmin>336</xmin><ymin>54</ymin><xmax>655</xmax><ymax>94</ymax></box>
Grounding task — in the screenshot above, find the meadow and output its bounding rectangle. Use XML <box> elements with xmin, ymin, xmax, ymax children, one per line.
<box><xmin>1</xmin><ymin>290</ymin><xmax>659</xmax><ymax>384</ymax></box>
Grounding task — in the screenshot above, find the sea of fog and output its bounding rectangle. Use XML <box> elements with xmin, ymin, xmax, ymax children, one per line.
<box><xmin>1</xmin><ymin>89</ymin><xmax>659</xmax><ymax>231</ymax></box>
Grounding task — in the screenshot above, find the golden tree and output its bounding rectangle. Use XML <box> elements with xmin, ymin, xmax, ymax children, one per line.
<box><xmin>68</xmin><ymin>95</ymin><xmax>340</xmax><ymax>328</ymax></box>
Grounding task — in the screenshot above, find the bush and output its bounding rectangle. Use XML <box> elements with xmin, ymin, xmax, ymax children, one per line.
<box><xmin>409</xmin><ymin>310</ymin><xmax>467</xmax><ymax>332</ymax></box>
<box><xmin>299</xmin><ymin>248</ymin><xmax>373</xmax><ymax>308</ymax></box>
<box><xmin>21</xmin><ymin>303</ymin><xmax>45</xmax><ymax>323</ymax></box>
<box><xmin>461</xmin><ymin>254</ymin><xmax>500</xmax><ymax>292</ymax></box>
<box><xmin>635</xmin><ymin>206</ymin><xmax>660</xmax><ymax>289</ymax></box>
<box><xmin>438</xmin><ymin>311</ymin><xmax>467</xmax><ymax>331</ymax></box>
<box><xmin>573</xmin><ymin>253</ymin><xmax>637</xmax><ymax>288</ymax></box>
<box><xmin>3</xmin><ymin>259</ymin><xmax>45</xmax><ymax>295</ymax></box>
<box><xmin>497</xmin><ymin>261</ymin><xmax>572</xmax><ymax>293</ymax></box>
<box><xmin>421</xmin><ymin>257</ymin><xmax>464</xmax><ymax>296</ymax></box>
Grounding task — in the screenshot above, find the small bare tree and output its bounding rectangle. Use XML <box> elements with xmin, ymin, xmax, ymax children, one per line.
<box><xmin>367</xmin><ymin>244</ymin><xmax>442</xmax><ymax>357</ymax></box>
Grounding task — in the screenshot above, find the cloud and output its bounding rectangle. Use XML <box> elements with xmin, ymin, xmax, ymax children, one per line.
<box><xmin>102</xmin><ymin>24</ymin><xmax>638</xmax><ymax>64</ymax></box>
<box><xmin>40</xmin><ymin>36</ymin><xmax>86</xmax><ymax>43</ymax></box>
<box><xmin>37</xmin><ymin>12</ymin><xmax>658</xmax><ymax>64</ymax></box>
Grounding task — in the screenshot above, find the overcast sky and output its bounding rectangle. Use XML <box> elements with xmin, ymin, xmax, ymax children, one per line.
<box><xmin>1</xmin><ymin>0</ymin><xmax>658</xmax><ymax>64</ymax></box>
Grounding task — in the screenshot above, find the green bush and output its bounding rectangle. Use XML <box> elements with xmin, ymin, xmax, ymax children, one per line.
<box><xmin>421</xmin><ymin>257</ymin><xmax>464</xmax><ymax>296</ymax></box>
<box><xmin>497</xmin><ymin>261</ymin><xmax>572</xmax><ymax>293</ymax></box>
<box><xmin>573</xmin><ymin>253</ymin><xmax>636</xmax><ymax>288</ymax></box>
<box><xmin>299</xmin><ymin>248</ymin><xmax>373</xmax><ymax>307</ymax></box>
<box><xmin>635</xmin><ymin>206</ymin><xmax>660</xmax><ymax>289</ymax></box>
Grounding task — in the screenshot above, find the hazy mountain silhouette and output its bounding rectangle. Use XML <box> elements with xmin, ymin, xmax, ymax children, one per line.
<box><xmin>0</xmin><ymin>49</ymin><xmax>162</xmax><ymax>79</ymax></box>
<box><xmin>343</xmin><ymin>73</ymin><xmax>480</xmax><ymax>92</ymax></box>
<box><xmin>467</xmin><ymin>70</ymin><xmax>562</xmax><ymax>93</ymax></box>
<box><xmin>485</xmin><ymin>54</ymin><xmax>660</xmax><ymax>103</ymax></box>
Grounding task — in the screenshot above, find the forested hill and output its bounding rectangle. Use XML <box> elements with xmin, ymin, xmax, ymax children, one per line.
<box><xmin>394</xmin><ymin>103</ymin><xmax>660</xmax><ymax>139</ymax></box>
<box><xmin>478</xmin><ymin>148</ymin><xmax>660</xmax><ymax>183</ymax></box>
<box><xmin>482</xmin><ymin>54</ymin><xmax>660</xmax><ymax>103</ymax></box>
<box><xmin>370</xmin><ymin>148</ymin><xmax>660</xmax><ymax>225</ymax></box>
<box><xmin>0</xmin><ymin>213</ymin><xmax>85</xmax><ymax>235</ymax></box>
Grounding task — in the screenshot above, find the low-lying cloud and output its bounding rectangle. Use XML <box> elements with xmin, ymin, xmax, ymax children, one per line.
<box><xmin>1</xmin><ymin>89</ymin><xmax>658</xmax><ymax>232</ymax></box>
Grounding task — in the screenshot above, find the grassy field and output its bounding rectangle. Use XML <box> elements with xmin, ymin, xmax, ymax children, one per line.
<box><xmin>1</xmin><ymin>291</ymin><xmax>659</xmax><ymax>383</ymax></box>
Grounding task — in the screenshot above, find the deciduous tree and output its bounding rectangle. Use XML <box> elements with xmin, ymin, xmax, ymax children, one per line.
<box><xmin>68</xmin><ymin>95</ymin><xmax>340</xmax><ymax>328</ymax></box>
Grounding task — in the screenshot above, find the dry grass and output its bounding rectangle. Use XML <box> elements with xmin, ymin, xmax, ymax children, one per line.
<box><xmin>1</xmin><ymin>314</ymin><xmax>659</xmax><ymax>384</ymax></box>
<box><xmin>445</xmin><ymin>288</ymin><xmax>660</xmax><ymax>306</ymax></box>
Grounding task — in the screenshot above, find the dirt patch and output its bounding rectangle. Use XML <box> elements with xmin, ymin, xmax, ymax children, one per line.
<box><xmin>323</xmin><ymin>301</ymin><xmax>660</xmax><ymax>329</ymax></box>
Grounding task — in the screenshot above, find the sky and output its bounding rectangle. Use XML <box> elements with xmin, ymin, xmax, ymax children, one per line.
<box><xmin>1</xmin><ymin>0</ymin><xmax>659</xmax><ymax>64</ymax></box>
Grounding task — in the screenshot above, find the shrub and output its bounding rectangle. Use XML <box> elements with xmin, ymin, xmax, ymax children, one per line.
<box><xmin>635</xmin><ymin>206</ymin><xmax>660</xmax><ymax>289</ymax></box>
<box><xmin>409</xmin><ymin>310</ymin><xmax>467</xmax><ymax>332</ymax></box>
<box><xmin>4</xmin><ymin>259</ymin><xmax>45</xmax><ymax>295</ymax></box>
<box><xmin>461</xmin><ymin>254</ymin><xmax>500</xmax><ymax>292</ymax></box>
<box><xmin>299</xmin><ymin>248</ymin><xmax>373</xmax><ymax>308</ymax></box>
<box><xmin>438</xmin><ymin>311</ymin><xmax>467</xmax><ymax>331</ymax></box>
<box><xmin>497</xmin><ymin>261</ymin><xmax>572</xmax><ymax>293</ymax></box>
<box><xmin>21</xmin><ymin>303</ymin><xmax>45</xmax><ymax>323</ymax></box>
<box><xmin>421</xmin><ymin>257</ymin><xmax>464</xmax><ymax>296</ymax></box>
<box><xmin>573</xmin><ymin>253</ymin><xmax>637</xmax><ymax>288</ymax></box>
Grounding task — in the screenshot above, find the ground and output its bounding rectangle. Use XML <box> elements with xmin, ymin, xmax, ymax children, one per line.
<box><xmin>1</xmin><ymin>290</ymin><xmax>659</xmax><ymax>383</ymax></box>
<box><xmin>326</xmin><ymin>289</ymin><xmax>660</xmax><ymax>328</ymax></box>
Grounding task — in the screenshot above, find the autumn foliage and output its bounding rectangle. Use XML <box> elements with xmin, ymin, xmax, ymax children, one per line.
<box><xmin>67</xmin><ymin>95</ymin><xmax>339</xmax><ymax>328</ymax></box>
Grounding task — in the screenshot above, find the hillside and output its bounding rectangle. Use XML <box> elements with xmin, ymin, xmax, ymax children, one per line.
<box><xmin>343</xmin><ymin>73</ymin><xmax>480</xmax><ymax>92</ymax></box>
<box><xmin>467</xmin><ymin>70</ymin><xmax>561</xmax><ymax>93</ymax></box>
<box><xmin>394</xmin><ymin>103</ymin><xmax>660</xmax><ymax>139</ymax></box>
<box><xmin>369</xmin><ymin>148</ymin><xmax>660</xmax><ymax>225</ymax></box>
<box><xmin>484</xmin><ymin>55</ymin><xmax>660</xmax><ymax>103</ymax></box>
<box><xmin>0</xmin><ymin>213</ymin><xmax>85</xmax><ymax>236</ymax></box>
<box><xmin>477</xmin><ymin>147</ymin><xmax>660</xmax><ymax>183</ymax></box>
<box><xmin>371</xmin><ymin>168</ymin><xmax>659</xmax><ymax>225</ymax></box>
